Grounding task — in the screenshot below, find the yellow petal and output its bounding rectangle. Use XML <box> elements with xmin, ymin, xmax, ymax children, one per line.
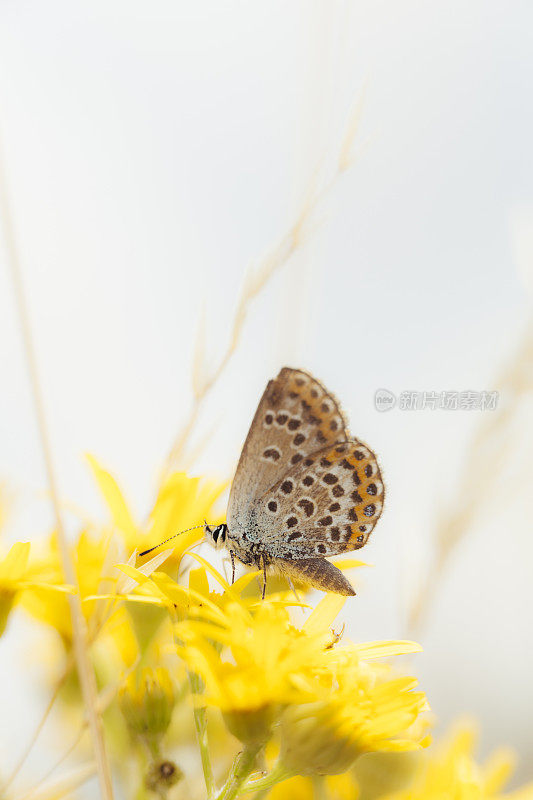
<box><xmin>115</xmin><ymin>563</ymin><xmax>151</xmax><ymax>586</ymax></box>
<box><xmin>189</xmin><ymin>567</ymin><xmax>209</xmax><ymax>597</ymax></box>
<box><xmin>331</xmin><ymin>558</ymin><xmax>371</xmax><ymax>570</ymax></box>
<box><xmin>354</xmin><ymin>640</ymin><xmax>423</xmax><ymax>659</ymax></box>
<box><xmin>1</xmin><ymin>541</ymin><xmax>31</xmax><ymax>581</ymax></box>
<box><xmin>86</xmin><ymin>454</ymin><xmax>137</xmax><ymax>538</ymax></box>
<box><xmin>483</xmin><ymin>747</ymin><xmax>515</xmax><ymax>793</ymax></box>
<box><xmin>303</xmin><ymin>593</ymin><xmax>346</xmax><ymax>634</ymax></box>
<box><xmin>17</xmin><ymin>581</ymin><xmax>75</xmax><ymax>594</ymax></box>
<box><xmin>186</xmin><ymin>552</ymin><xmax>240</xmax><ymax>599</ymax></box>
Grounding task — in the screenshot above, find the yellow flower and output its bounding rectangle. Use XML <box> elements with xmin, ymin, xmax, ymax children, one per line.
<box><xmin>382</xmin><ymin>724</ymin><xmax>533</xmax><ymax>800</ymax></box>
<box><xmin>176</xmin><ymin>584</ymin><xmax>428</xmax><ymax>759</ymax></box>
<box><xmin>85</xmin><ymin>556</ymin><xmax>261</xmax><ymax>684</ymax></box>
<box><xmin>173</xmin><ymin>585</ymin><xmax>343</xmax><ymax>744</ymax></box>
<box><xmin>0</xmin><ymin>541</ymin><xmax>73</xmax><ymax>637</ymax></box>
<box><xmin>18</xmin><ymin>457</ymin><xmax>225</xmax><ymax>670</ymax></box>
<box><xmin>21</xmin><ymin>531</ymin><xmax>115</xmax><ymax>644</ymax></box>
<box><xmin>278</xmin><ymin>643</ymin><xmax>429</xmax><ymax>776</ymax></box>
<box><xmin>176</xmin><ymin>593</ymin><xmax>338</xmax><ymax>713</ymax></box>
<box><xmin>111</xmin><ymin>554</ymin><xmax>260</xmax><ymax>621</ymax></box>
<box><xmin>21</xmin><ymin>532</ymin><xmax>138</xmax><ymax>669</ymax></box>
<box><xmin>87</xmin><ymin>454</ymin><xmax>227</xmax><ymax>569</ymax></box>
<box><xmin>98</xmin><ymin>558</ymin><xmax>305</xmax><ymax>744</ymax></box>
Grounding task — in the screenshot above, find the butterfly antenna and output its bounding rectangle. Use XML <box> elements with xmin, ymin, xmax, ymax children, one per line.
<box><xmin>139</xmin><ymin>524</ymin><xmax>206</xmax><ymax>557</ymax></box>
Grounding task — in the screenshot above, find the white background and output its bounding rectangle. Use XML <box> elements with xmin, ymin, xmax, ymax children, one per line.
<box><xmin>1</xmin><ymin>0</ymin><xmax>532</xmax><ymax>787</ymax></box>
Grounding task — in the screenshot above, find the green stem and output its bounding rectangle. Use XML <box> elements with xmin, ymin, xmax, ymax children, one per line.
<box><xmin>188</xmin><ymin>670</ymin><xmax>215</xmax><ymax>799</ymax></box>
<box><xmin>252</xmin><ymin>790</ymin><xmax>270</xmax><ymax>800</ymax></box>
<box><xmin>242</xmin><ymin>763</ymin><xmax>293</xmax><ymax>795</ymax></box>
<box><xmin>312</xmin><ymin>776</ymin><xmax>327</xmax><ymax>800</ymax></box>
<box><xmin>231</xmin><ymin>760</ymin><xmax>292</xmax><ymax>798</ymax></box>
<box><xmin>216</xmin><ymin>742</ymin><xmax>266</xmax><ymax>800</ymax></box>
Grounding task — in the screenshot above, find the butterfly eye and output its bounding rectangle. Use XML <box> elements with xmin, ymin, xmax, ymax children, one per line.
<box><xmin>211</xmin><ymin>524</ymin><xmax>227</xmax><ymax>545</ymax></box>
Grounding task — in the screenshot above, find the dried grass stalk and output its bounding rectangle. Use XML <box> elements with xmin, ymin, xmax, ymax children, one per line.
<box><xmin>0</xmin><ymin>134</ymin><xmax>114</xmax><ymax>800</ymax></box>
<box><xmin>163</xmin><ymin>99</ymin><xmax>365</xmax><ymax>476</ymax></box>
<box><xmin>14</xmin><ymin>762</ymin><xmax>96</xmax><ymax>800</ymax></box>
<box><xmin>408</xmin><ymin>317</ymin><xmax>533</xmax><ymax>634</ymax></box>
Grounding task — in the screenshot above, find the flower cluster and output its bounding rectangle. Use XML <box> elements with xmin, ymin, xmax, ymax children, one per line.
<box><xmin>1</xmin><ymin>460</ymin><xmax>532</xmax><ymax>800</ymax></box>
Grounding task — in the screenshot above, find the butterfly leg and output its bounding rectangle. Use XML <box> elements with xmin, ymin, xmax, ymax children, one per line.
<box><xmin>230</xmin><ymin>550</ymin><xmax>236</xmax><ymax>585</ymax></box>
<box><xmin>261</xmin><ymin>555</ymin><xmax>267</xmax><ymax>600</ymax></box>
<box><xmin>220</xmin><ymin>554</ymin><xmax>232</xmax><ymax>583</ymax></box>
<box><xmin>287</xmin><ymin>576</ymin><xmax>301</xmax><ymax>604</ymax></box>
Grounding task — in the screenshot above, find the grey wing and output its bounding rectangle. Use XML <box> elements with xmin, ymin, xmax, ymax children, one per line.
<box><xmin>251</xmin><ymin>439</ymin><xmax>385</xmax><ymax>558</ymax></box>
<box><xmin>227</xmin><ymin>367</ymin><xmax>349</xmax><ymax>531</ymax></box>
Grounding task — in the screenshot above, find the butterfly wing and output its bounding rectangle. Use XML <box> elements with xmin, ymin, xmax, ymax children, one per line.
<box><xmin>227</xmin><ymin>367</ymin><xmax>349</xmax><ymax>530</ymax></box>
<box><xmin>273</xmin><ymin>556</ymin><xmax>356</xmax><ymax>596</ymax></box>
<box><xmin>253</xmin><ymin>439</ymin><xmax>384</xmax><ymax>557</ymax></box>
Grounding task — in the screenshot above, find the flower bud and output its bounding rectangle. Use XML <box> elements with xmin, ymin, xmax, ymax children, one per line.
<box><xmin>279</xmin><ymin>702</ymin><xmax>362</xmax><ymax>776</ymax></box>
<box><xmin>223</xmin><ymin>704</ymin><xmax>280</xmax><ymax>745</ymax></box>
<box><xmin>353</xmin><ymin>750</ymin><xmax>421</xmax><ymax>799</ymax></box>
<box><xmin>145</xmin><ymin>760</ymin><xmax>183</xmax><ymax>793</ymax></box>
<box><xmin>119</xmin><ymin>667</ymin><xmax>176</xmax><ymax>749</ymax></box>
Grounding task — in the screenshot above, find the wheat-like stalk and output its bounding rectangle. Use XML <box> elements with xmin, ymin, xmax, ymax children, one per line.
<box><xmin>162</xmin><ymin>101</ymin><xmax>364</xmax><ymax>478</ymax></box>
<box><xmin>14</xmin><ymin>763</ymin><xmax>96</xmax><ymax>800</ymax></box>
<box><xmin>407</xmin><ymin>316</ymin><xmax>533</xmax><ymax>634</ymax></box>
<box><xmin>0</xmin><ymin>130</ymin><xmax>115</xmax><ymax>800</ymax></box>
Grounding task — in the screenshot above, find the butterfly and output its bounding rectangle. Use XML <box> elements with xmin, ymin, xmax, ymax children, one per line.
<box><xmin>204</xmin><ymin>367</ymin><xmax>385</xmax><ymax>596</ymax></box>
